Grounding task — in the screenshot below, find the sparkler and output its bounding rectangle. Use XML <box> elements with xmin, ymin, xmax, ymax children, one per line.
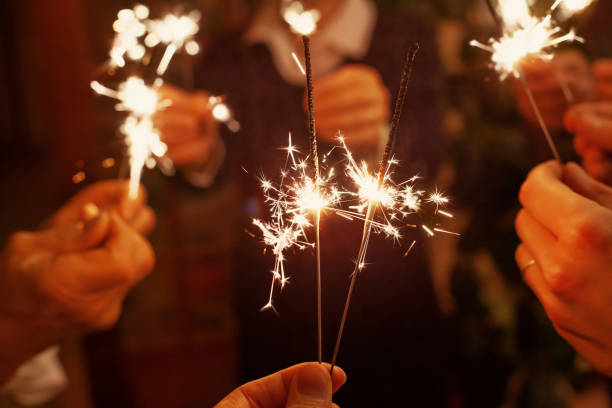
<box><xmin>94</xmin><ymin>4</ymin><xmax>242</xmax><ymax>198</ymax></box>
<box><xmin>254</xmin><ymin>134</ymin><xmax>340</xmax><ymax>315</ymax></box>
<box><xmin>281</xmin><ymin>0</ymin><xmax>327</xmax><ymax>363</ymax></box>
<box><xmin>552</xmin><ymin>0</ymin><xmax>595</xmax><ymax>17</ymax></box>
<box><xmin>109</xmin><ymin>5</ymin><xmax>149</xmax><ymax>68</ymax></box>
<box><xmin>144</xmin><ymin>10</ymin><xmax>202</xmax><ymax>75</ymax></box>
<box><xmin>470</xmin><ymin>0</ymin><xmax>584</xmax><ymax>162</ymax></box>
<box><xmin>330</xmin><ymin>45</ymin><xmax>422</xmax><ymax>373</ymax></box>
<box><xmin>91</xmin><ymin>77</ymin><xmax>170</xmax><ymax>198</ymax></box>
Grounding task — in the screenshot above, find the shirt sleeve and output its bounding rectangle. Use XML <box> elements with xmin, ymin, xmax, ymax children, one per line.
<box><xmin>1</xmin><ymin>347</ymin><xmax>67</xmax><ymax>406</ymax></box>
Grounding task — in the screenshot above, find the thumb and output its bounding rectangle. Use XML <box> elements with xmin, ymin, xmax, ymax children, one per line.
<box><xmin>564</xmin><ymin>162</ymin><xmax>612</xmax><ymax>209</ymax></box>
<box><xmin>34</xmin><ymin>212</ymin><xmax>111</xmax><ymax>253</ymax></box>
<box><xmin>286</xmin><ymin>364</ymin><xmax>332</xmax><ymax>408</ymax></box>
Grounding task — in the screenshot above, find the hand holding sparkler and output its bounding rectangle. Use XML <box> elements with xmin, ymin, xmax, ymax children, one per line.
<box><xmin>310</xmin><ymin>65</ymin><xmax>391</xmax><ymax>151</ymax></box>
<box><xmin>0</xmin><ymin>209</ymin><xmax>155</xmax><ymax>382</ymax></box>
<box><xmin>565</xmin><ymin>102</ymin><xmax>612</xmax><ymax>185</ymax></box>
<box><xmin>48</xmin><ymin>180</ymin><xmax>156</xmax><ymax>235</ymax></box>
<box><xmin>515</xmin><ymin>161</ymin><xmax>612</xmax><ymax>377</ymax></box>
<box><xmin>213</xmin><ymin>363</ymin><xmax>347</xmax><ymax>408</ymax></box>
<box><xmin>154</xmin><ymin>84</ymin><xmax>223</xmax><ymax>170</ymax></box>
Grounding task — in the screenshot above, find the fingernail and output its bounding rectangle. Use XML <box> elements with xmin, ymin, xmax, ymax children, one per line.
<box><xmin>296</xmin><ymin>365</ymin><xmax>329</xmax><ymax>400</ymax></box>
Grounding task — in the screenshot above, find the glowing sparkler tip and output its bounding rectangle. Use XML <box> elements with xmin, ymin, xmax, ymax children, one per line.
<box><xmin>282</xmin><ymin>1</ymin><xmax>320</xmax><ymax>35</ymax></box>
<box><xmin>472</xmin><ymin>0</ymin><xmax>584</xmax><ymax>79</ymax></box>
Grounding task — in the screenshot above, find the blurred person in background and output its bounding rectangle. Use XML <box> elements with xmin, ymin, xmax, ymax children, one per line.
<box><xmin>157</xmin><ymin>0</ymin><xmax>448</xmax><ymax>406</ymax></box>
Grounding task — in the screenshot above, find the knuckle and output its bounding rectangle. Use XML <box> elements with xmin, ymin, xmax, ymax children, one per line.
<box><xmin>7</xmin><ymin>231</ymin><xmax>32</xmax><ymax>251</ymax></box>
<box><xmin>565</xmin><ymin>214</ymin><xmax>610</xmax><ymax>249</ymax></box>
<box><xmin>545</xmin><ymin>261</ymin><xmax>575</xmax><ymax>295</ymax></box>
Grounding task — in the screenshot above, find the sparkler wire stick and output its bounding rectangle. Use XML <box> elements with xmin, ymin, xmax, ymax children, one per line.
<box><xmin>302</xmin><ymin>34</ymin><xmax>323</xmax><ymax>364</ymax></box>
<box><xmin>518</xmin><ymin>66</ymin><xmax>562</xmax><ymax>162</ymax></box>
<box><xmin>330</xmin><ymin>45</ymin><xmax>420</xmax><ymax>374</ymax></box>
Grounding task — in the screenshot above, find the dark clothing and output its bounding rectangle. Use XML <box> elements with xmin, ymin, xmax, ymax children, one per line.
<box><xmin>196</xmin><ymin>8</ymin><xmax>450</xmax><ymax>406</ymax></box>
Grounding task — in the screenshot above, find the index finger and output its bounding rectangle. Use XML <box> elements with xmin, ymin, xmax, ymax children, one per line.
<box><xmin>519</xmin><ymin>161</ymin><xmax>591</xmax><ymax>236</ymax></box>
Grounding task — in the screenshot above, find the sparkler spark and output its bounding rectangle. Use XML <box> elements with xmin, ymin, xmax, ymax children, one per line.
<box><xmin>91</xmin><ymin>77</ymin><xmax>169</xmax><ymax>198</ymax></box>
<box><xmin>253</xmin><ymin>134</ymin><xmax>339</xmax><ymax>314</ymax></box>
<box><xmin>144</xmin><ymin>10</ymin><xmax>202</xmax><ymax>75</ymax></box>
<box><xmin>109</xmin><ymin>5</ymin><xmax>148</xmax><ymax>68</ymax></box>
<box><xmin>470</xmin><ymin>0</ymin><xmax>583</xmax><ymax>79</ymax></box>
<box><xmin>282</xmin><ymin>1</ymin><xmax>320</xmax><ymax>36</ymax></box>
<box><xmin>552</xmin><ymin>0</ymin><xmax>595</xmax><ymax>15</ymax></box>
<box><xmin>471</xmin><ymin>0</ymin><xmax>582</xmax><ymax>162</ymax></box>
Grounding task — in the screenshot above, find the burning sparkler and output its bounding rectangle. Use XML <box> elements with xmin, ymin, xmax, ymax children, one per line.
<box><xmin>471</xmin><ymin>0</ymin><xmax>583</xmax><ymax>162</ymax></box>
<box><xmin>254</xmin><ymin>134</ymin><xmax>340</xmax><ymax>315</ymax></box>
<box><xmin>552</xmin><ymin>0</ymin><xmax>595</xmax><ymax>18</ymax></box>
<box><xmin>282</xmin><ymin>1</ymin><xmax>320</xmax><ymax>36</ymax></box>
<box><xmin>280</xmin><ymin>0</ymin><xmax>328</xmax><ymax>363</ymax></box>
<box><xmin>109</xmin><ymin>5</ymin><xmax>149</xmax><ymax>68</ymax></box>
<box><xmin>330</xmin><ymin>46</ymin><xmax>421</xmax><ymax>373</ymax></box>
<box><xmin>94</xmin><ymin>4</ymin><xmax>241</xmax><ymax>198</ymax></box>
<box><xmin>91</xmin><ymin>77</ymin><xmax>170</xmax><ymax>198</ymax></box>
<box><xmin>144</xmin><ymin>10</ymin><xmax>202</xmax><ymax>75</ymax></box>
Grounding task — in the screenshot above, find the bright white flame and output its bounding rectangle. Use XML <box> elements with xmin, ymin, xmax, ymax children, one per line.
<box><xmin>91</xmin><ymin>76</ymin><xmax>170</xmax><ymax>198</ymax></box>
<box><xmin>120</xmin><ymin>116</ymin><xmax>168</xmax><ymax>197</ymax></box>
<box><xmin>251</xmin><ymin>133</ymin><xmax>456</xmax><ymax>310</ymax></box>
<box><xmin>145</xmin><ymin>11</ymin><xmax>201</xmax><ymax>50</ymax></box>
<box><xmin>116</xmin><ymin>77</ymin><xmax>160</xmax><ymax>116</ymax></box>
<box><xmin>553</xmin><ymin>0</ymin><xmax>595</xmax><ymax>19</ymax></box>
<box><xmin>110</xmin><ymin>6</ymin><xmax>148</xmax><ymax>67</ymax></box>
<box><xmin>212</xmin><ymin>103</ymin><xmax>231</xmax><ymax>122</ymax></box>
<box><xmin>471</xmin><ymin>1</ymin><xmax>583</xmax><ymax>79</ymax></box>
<box><xmin>282</xmin><ymin>1</ymin><xmax>320</xmax><ymax>35</ymax></box>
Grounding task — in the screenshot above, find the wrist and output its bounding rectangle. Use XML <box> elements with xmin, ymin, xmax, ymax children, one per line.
<box><xmin>0</xmin><ymin>316</ymin><xmax>43</xmax><ymax>384</ymax></box>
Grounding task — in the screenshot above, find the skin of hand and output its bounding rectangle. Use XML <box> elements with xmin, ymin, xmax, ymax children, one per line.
<box><xmin>515</xmin><ymin>49</ymin><xmax>595</xmax><ymax>132</ymax></box>
<box><xmin>154</xmin><ymin>84</ymin><xmax>220</xmax><ymax>171</ymax></box>
<box><xmin>0</xmin><ymin>211</ymin><xmax>155</xmax><ymax>383</ymax></box>
<box><xmin>310</xmin><ymin>64</ymin><xmax>391</xmax><ymax>151</ymax></box>
<box><xmin>593</xmin><ymin>59</ymin><xmax>612</xmax><ymax>101</ymax></box>
<box><xmin>515</xmin><ymin>161</ymin><xmax>612</xmax><ymax>376</ymax></box>
<box><xmin>565</xmin><ymin>102</ymin><xmax>612</xmax><ymax>185</ymax></box>
<box><xmin>214</xmin><ymin>363</ymin><xmax>347</xmax><ymax>408</ymax></box>
<box><xmin>49</xmin><ymin>180</ymin><xmax>155</xmax><ymax>235</ymax></box>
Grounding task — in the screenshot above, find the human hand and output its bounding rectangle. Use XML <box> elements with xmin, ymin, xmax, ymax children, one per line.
<box><xmin>515</xmin><ymin>161</ymin><xmax>612</xmax><ymax>376</ymax></box>
<box><xmin>515</xmin><ymin>50</ymin><xmax>594</xmax><ymax>132</ymax></box>
<box><xmin>565</xmin><ymin>102</ymin><xmax>612</xmax><ymax>185</ymax></box>
<box><xmin>49</xmin><ymin>180</ymin><xmax>155</xmax><ymax>235</ymax></box>
<box><xmin>155</xmin><ymin>84</ymin><xmax>220</xmax><ymax>170</ymax></box>
<box><xmin>215</xmin><ymin>363</ymin><xmax>347</xmax><ymax>408</ymax></box>
<box><xmin>311</xmin><ymin>64</ymin><xmax>390</xmax><ymax>151</ymax></box>
<box><xmin>0</xmin><ymin>212</ymin><xmax>155</xmax><ymax>381</ymax></box>
<box><xmin>593</xmin><ymin>59</ymin><xmax>612</xmax><ymax>101</ymax></box>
